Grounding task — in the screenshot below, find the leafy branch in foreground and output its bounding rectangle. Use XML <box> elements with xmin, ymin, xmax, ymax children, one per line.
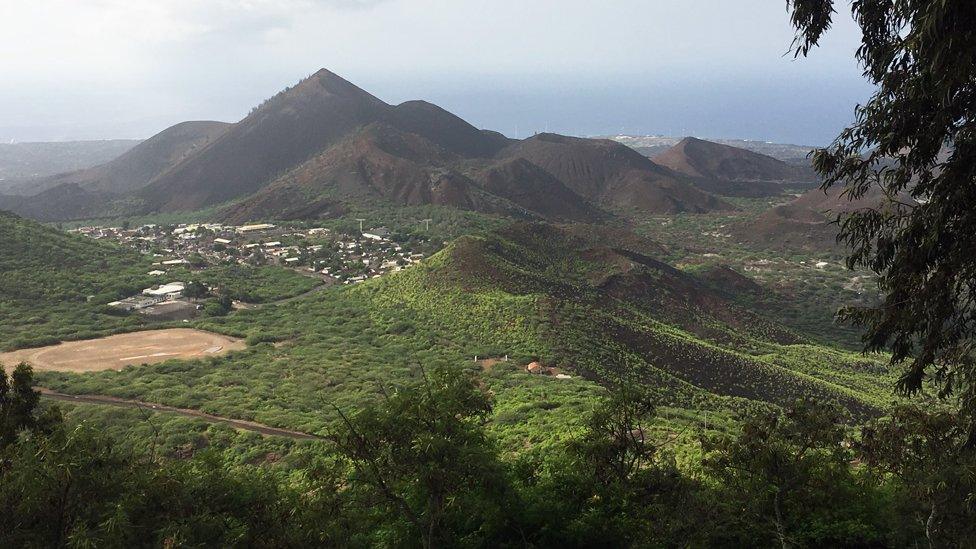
<box><xmin>787</xmin><ymin>0</ymin><xmax>976</xmax><ymax>433</ymax></box>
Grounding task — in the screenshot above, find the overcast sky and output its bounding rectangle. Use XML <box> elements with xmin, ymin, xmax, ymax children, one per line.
<box><xmin>0</xmin><ymin>0</ymin><xmax>869</xmax><ymax>145</ymax></box>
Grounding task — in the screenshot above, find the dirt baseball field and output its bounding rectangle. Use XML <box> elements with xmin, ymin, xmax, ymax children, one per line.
<box><xmin>0</xmin><ymin>328</ymin><xmax>245</xmax><ymax>373</ymax></box>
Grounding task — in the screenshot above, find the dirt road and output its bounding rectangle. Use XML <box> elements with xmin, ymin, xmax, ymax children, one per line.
<box><xmin>40</xmin><ymin>388</ymin><xmax>324</xmax><ymax>441</ymax></box>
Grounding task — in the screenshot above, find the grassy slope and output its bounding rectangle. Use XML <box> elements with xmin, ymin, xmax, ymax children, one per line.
<box><xmin>358</xmin><ymin>223</ymin><xmax>894</xmax><ymax>415</ymax></box>
<box><xmin>0</xmin><ymin>211</ymin><xmax>159</xmax><ymax>349</ymax></box>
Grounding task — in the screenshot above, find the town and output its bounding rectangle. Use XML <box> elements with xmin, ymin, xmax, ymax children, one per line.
<box><xmin>71</xmin><ymin>221</ymin><xmax>435</xmax><ymax>314</ymax></box>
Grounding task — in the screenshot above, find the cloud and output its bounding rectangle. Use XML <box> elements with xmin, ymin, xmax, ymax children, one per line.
<box><xmin>0</xmin><ymin>0</ymin><xmax>867</xmax><ymax>142</ymax></box>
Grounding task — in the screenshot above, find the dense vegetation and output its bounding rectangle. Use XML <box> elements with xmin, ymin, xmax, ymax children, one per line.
<box><xmin>4</xmin><ymin>364</ymin><xmax>974</xmax><ymax>546</ymax></box>
<box><xmin>34</xmin><ymin>223</ymin><xmax>897</xmax><ymax>456</ymax></box>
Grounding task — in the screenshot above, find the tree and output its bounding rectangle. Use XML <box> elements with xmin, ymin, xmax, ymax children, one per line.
<box><xmin>328</xmin><ymin>365</ymin><xmax>512</xmax><ymax>548</ymax></box>
<box><xmin>787</xmin><ymin>1</ymin><xmax>976</xmax><ymax>439</ymax></box>
<box><xmin>857</xmin><ymin>405</ymin><xmax>976</xmax><ymax>546</ymax></box>
<box><xmin>513</xmin><ymin>388</ymin><xmax>701</xmax><ymax>547</ymax></box>
<box><xmin>571</xmin><ymin>386</ymin><xmax>660</xmax><ymax>487</ymax></box>
<box><xmin>703</xmin><ymin>400</ymin><xmax>886</xmax><ymax>547</ymax></box>
<box><xmin>203</xmin><ymin>294</ymin><xmax>233</xmax><ymax>316</ymax></box>
<box><xmin>183</xmin><ymin>280</ymin><xmax>209</xmax><ymax>299</ymax></box>
<box><xmin>0</xmin><ymin>363</ymin><xmax>58</xmax><ymax>447</ymax></box>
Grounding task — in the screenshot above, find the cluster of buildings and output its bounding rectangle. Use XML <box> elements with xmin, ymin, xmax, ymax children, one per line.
<box><xmin>107</xmin><ymin>281</ymin><xmax>186</xmax><ymax>312</ymax></box>
<box><xmin>72</xmin><ymin>221</ymin><xmax>432</xmax><ymax>285</ymax></box>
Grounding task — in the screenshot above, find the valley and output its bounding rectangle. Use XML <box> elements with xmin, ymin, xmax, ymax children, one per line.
<box><xmin>0</xmin><ymin>67</ymin><xmax>944</xmax><ymax>547</ymax></box>
<box><xmin>0</xmin><ymin>71</ymin><xmax>887</xmax><ymax>451</ymax></box>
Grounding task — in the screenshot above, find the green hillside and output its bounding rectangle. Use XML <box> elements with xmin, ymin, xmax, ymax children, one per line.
<box><xmin>357</xmin><ymin>222</ymin><xmax>893</xmax><ymax>416</ymax></box>
<box><xmin>0</xmin><ymin>212</ymin><xmax>326</xmax><ymax>351</ymax></box>
<box><xmin>0</xmin><ymin>211</ymin><xmax>158</xmax><ymax>349</ymax></box>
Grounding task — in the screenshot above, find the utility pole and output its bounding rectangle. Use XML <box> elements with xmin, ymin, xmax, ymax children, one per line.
<box><xmin>355</xmin><ymin>218</ymin><xmax>365</xmax><ymax>233</ymax></box>
<box><xmin>421</xmin><ymin>218</ymin><xmax>432</xmax><ymax>231</ymax></box>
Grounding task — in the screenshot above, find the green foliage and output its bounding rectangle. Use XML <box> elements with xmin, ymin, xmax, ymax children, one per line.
<box><xmin>0</xmin><ymin>369</ymin><xmax>957</xmax><ymax>547</ymax></box>
<box><xmin>0</xmin><ymin>363</ymin><xmax>60</xmax><ymax>447</ymax></box>
<box><xmin>788</xmin><ymin>0</ymin><xmax>976</xmax><ymax>418</ymax></box>
<box><xmin>858</xmin><ymin>405</ymin><xmax>976</xmax><ymax>546</ymax></box>
<box><xmin>195</xmin><ymin>264</ymin><xmax>320</xmax><ymax>304</ymax></box>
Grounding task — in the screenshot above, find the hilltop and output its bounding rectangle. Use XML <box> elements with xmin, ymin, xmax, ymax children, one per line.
<box><xmin>608</xmin><ymin>135</ymin><xmax>817</xmax><ymax>164</ymax></box>
<box><xmin>497</xmin><ymin>134</ymin><xmax>734</xmax><ymax>212</ymax></box>
<box><xmin>653</xmin><ymin>137</ymin><xmax>819</xmax><ymax>196</ymax></box>
<box><xmin>352</xmin><ymin>222</ymin><xmax>890</xmax><ymax>416</ymax></box>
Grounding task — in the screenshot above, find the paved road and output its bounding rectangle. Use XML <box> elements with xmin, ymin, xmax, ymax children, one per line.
<box><xmin>40</xmin><ymin>388</ymin><xmax>325</xmax><ymax>441</ymax></box>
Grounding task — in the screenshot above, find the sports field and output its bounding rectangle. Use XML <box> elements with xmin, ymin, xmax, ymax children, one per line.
<box><xmin>0</xmin><ymin>328</ymin><xmax>245</xmax><ymax>372</ymax></box>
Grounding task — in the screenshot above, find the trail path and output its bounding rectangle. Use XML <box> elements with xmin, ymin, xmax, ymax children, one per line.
<box><xmin>39</xmin><ymin>388</ymin><xmax>325</xmax><ymax>441</ymax></box>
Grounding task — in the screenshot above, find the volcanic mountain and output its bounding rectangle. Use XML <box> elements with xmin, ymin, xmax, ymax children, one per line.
<box><xmin>221</xmin><ymin>123</ymin><xmax>606</xmax><ymax>224</ymax></box>
<box><xmin>6</xmin><ymin>69</ymin><xmax>736</xmax><ymax>222</ymax></box>
<box><xmin>653</xmin><ymin>137</ymin><xmax>820</xmax><ymax>197</ymax></box>
<box><xmin>12</xmin><ymin>121</ymin><xmax>229</xmax><ymax>197</ymax></box>
<box><xmin>497</xmin><ymin>134</ymin><xmax>735</xmax><ymax>213</ymax></box>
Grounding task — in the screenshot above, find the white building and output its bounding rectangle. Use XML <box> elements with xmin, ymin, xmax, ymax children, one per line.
<box><xmin>142</xmin><ymin>282</ymin><xmax>186</xmax><ymax>300</ymax></box>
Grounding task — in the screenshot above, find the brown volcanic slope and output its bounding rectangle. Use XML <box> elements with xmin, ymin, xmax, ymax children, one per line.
<box><xmin>498</xmin><ymin>133</ymin><xmax>735</xmax><ymax>213</ymax></box>
<box><xmin>21</xmin><ymin>121</ymin><xmax>230</xmax><ymax>196</ymax></box>
<box><xmin>656</xmin><ymin>137</ymin><xmax>813</xmax><ymax>182</ymax></box>
<box><xmin>733</xmin><ymin>185</ymin><xmax>906</xmax><ymax>250</ymax></box>
<box><xmin>390</xmin><ymin>100</ymin><xmax>511</xmax><ymax>157</ymax></box>
<box><xmin>8</xmin><ymin>69</ymin><xmax>736</xmax><ymax>223</ymax></box>
<box><xmin>222</xmin><ymin>123</ymin><xmax>605</xmax><ymax>224</ymax></box>
<box><xmin>471</xmin><ymin>158</ymin><xmax>607</xmax><ymax>222</ymax></box>
<box><xmin>221</xmin><ymin>124</ymin><xmax>493</xmax><ymax>223</ymax></box>
<box><xmin>654</xmin><ymin>137</ymin><xmax>818</xmax><ymax>197</ymax></box>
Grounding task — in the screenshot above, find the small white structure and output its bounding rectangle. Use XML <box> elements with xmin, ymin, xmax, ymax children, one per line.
<box><xmin>161</xmin><ymin>259</ymin><xmax>189</xmax><ymax>266</ymax></box>
<box><xmin>263</xmin><ymin>241</ymin><xmax>282</xmax><ymax>247</ymax></box>
<box><xmin>147</xmin><ymin>270</ymin><xmax>166</xmax><ymax>276</ymax></box>
<box><xmin>213</xmin><ymin>238</ymin><xmax>232</xmax><ymax>245</ymax></box>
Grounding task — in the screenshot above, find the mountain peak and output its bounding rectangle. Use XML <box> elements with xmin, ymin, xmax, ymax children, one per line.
<box><xmin>287</xmin><ymin>68</ymin><xmax>379</xmax><ymax>101</ymax></box>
